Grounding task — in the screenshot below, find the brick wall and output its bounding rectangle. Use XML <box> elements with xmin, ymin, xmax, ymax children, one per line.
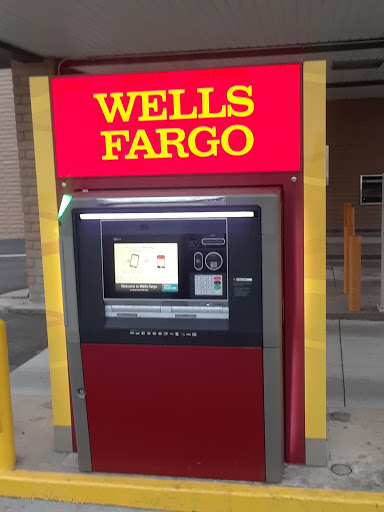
<box><xmin>327</xmin><ymin>98</ymin><xmax>384</xmax><ymax>231</ymax></box>
<box><xmin>11</xmin><ymin>58</ymin><xmax>57</xmax><ymax>303</ymax></box>
<box><xmin>0</xmin><ymin>68</ymin><xmax>24</xmax><ymax>239</ymax></box>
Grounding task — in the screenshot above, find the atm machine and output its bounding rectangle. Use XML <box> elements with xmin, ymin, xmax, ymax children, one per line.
<box><xmin>59</xmin><ymin>188</ymin><xmax>283</xmax><ymax>482</ymax></box>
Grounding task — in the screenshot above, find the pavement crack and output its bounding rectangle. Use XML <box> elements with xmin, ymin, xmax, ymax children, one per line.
<box><xmin>332</xmin><ymin>265</ymin><xmax>337</xmax><ymax>289</ymax></box>
<box><xmin>338</xmin><ymin>319</ymin><xmax>346</xmax><ymax>407</ymax></box>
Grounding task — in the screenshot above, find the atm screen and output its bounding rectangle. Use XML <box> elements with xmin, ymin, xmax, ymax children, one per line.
<box><xmin>101</xmin><ymin>218</ymin><xmax>228</xmax><ymax>302</ymax></box>
<box><xmin>114</xmin><ymin>243</ymin><xmax>179</xmax><ymax>293</ymax></box>
<box><xmin>73</xmin><ymin>203</ymin><xmax>263</xmax><ymax>347</ymax></box>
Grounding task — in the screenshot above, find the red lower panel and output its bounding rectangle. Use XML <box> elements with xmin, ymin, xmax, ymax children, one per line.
<box><xmin>81</xmin><ymin>344</ymin><xmax>265</xmax><ymax>481</ymax></box>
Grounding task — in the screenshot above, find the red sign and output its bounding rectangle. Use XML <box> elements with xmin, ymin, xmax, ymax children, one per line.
<box><xmin>51</xmin><ymin>64</ymin><xmax>301</xmax><ymax>178</ymax></box>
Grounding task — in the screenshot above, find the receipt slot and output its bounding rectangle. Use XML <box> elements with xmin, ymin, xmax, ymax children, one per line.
<box><xmin>59</xmin><ymin>189</ymin><xmax>283</xmax><ymax>483</ymax></box>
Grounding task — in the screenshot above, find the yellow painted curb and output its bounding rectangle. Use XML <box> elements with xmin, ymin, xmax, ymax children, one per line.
<box><xmin>0</xmin><ymin>470</ymin><xmax>384</xmax><ymax>511</ymax></box>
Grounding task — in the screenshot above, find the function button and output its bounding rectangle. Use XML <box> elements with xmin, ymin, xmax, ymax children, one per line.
<box><xmin>205</xmin><ymin>252</ymin><xmax>223</xmax><ymax>271</ymax></box>
<box><xmin>194</xmin><ymin>252</ymin><xmax>204</xmax><ymax>271</ymax></box>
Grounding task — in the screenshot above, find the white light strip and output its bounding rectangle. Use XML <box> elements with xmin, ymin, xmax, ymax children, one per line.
<box><xmin>97</xmin><ymin>196</ymin><xmax>225</xmax><ymax>205</ymax></box>
<box><xmin>80</xmin><ymin>211</ymin><xmax>254</xmax><ymax>220</ymax></box>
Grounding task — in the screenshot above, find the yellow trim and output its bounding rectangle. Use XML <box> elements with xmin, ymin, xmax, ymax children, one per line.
<box><xmin>0</xmin><ymin>321</ymin><xmax>15</xmax><ymax>470</ymax></box>
<box><xmin>30</xmin><ymin>77</ymin><xmax>71</xmax><ymax>428</ymax></box>
<box><xmin>303</xmin><ymin>61</ymin><xmax>327</xmax><ymax>440</ymax></box>
<box><xmin>0</xmin><ymin>470</ymin><xmax>384</xmax><ymax>510</ymax></box>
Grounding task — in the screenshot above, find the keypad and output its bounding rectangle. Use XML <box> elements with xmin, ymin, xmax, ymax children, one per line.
<box><xmin>195</xmin><ymin>274</ymin><xmax>223</xmax><ymax>296</ymax></box>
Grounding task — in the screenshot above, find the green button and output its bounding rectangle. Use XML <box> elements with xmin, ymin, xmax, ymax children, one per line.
<box><xmin>214</xmin><ymin>285</ymin><xmax>221</xmax><ymax>289</ymax></box>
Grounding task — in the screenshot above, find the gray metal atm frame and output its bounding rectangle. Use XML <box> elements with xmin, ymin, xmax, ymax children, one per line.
<box><xmin>59</xmin><ymin>187</ymin><xmax>284</xmax><ymax>483</ymax></box>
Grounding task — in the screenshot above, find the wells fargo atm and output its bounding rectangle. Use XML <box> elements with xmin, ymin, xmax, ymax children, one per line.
<box><xmin>42</xmin><ymin>62</ymin><xmax>325</xmax><ymax>484</ymax></box>
<box><xmin>60</xmin><ymin>190</ymin><xmax>282</xmax><ymax>482</ymax></box>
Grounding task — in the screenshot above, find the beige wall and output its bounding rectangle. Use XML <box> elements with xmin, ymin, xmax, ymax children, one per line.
<box><xmin>11</xmin><ymin>59</ymin><xmax>57</xmax><ymax>303</ymax></box>
<box><xmin>326</xmin><ymin>98</ymin><xmax>384</xmax><ymax>231</ymax></box>
<box><xmin>0</xmin><ymin>68</ymin><xmax>24</xmax><ymax>239</ymax></box>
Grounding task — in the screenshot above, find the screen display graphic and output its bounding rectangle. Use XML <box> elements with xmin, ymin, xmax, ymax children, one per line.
<box><xmin>114</xmin><ymin>243</ymin><xmax>178</xmax><ymax>293</ymax></box>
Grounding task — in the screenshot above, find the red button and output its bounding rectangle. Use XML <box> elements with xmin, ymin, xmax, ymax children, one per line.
<box><xmin>214</xmin><ymin>277</ymin><xmax>221</xmax><ymax>281</ymax></box>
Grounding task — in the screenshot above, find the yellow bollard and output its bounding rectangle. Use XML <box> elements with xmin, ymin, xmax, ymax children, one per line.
<box><xmin>0</xmin><ymin>319</ymin><xmax>15</xmax><ymax>470</ymax></box>
<box><xmin>343</xmin><ymin>202</ymin><xmax>351</xmax><ymax>228</ymax></box>
<box><xmin>343</xmin><ymin>204</ymin><xmax>355</xmax><ymax>294</ymax></box>
<box><xmin>349</xmin><ymin>235</ymin><xmax>362</xmax><ymax>312</ymax></box>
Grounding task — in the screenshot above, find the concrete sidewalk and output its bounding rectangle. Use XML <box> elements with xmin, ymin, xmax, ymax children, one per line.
<box><xmin>327</xmin><ymin>319</ymin><xmax>384</xmax><ymax>408</ymax></box>
<box><xmin>327</xmin><ymin>261</ymin><xmax>383</xmax><ymax>320</ymax></box>
<box><xmin>327</xmin><ymin>233</ymin><xmax>381</xmax><ymax>262</ymax></box>
<box><xmin>0</xmin><ymin>288</ymin><xmax>44</xmax><ymax>312</ymax></box>
<box><xmin>0</xmin><ymin>498</ymin><xmax>145</xmax><ymax>511</ymax></box>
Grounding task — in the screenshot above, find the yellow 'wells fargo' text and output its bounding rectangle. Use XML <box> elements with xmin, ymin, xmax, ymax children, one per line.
<box><xmin>93</xmin><ymin>86</ymin><xmax>255</xmax><ymax>160</ymax></box>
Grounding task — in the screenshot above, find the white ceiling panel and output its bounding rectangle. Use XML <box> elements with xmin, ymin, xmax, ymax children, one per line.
<box><xmin>0</xmin><ymin>0</ymin><xmax>383</xmax><ymax>58</ymax></box>
<box><xmin>1</xmin><ymin>0</ymin><xmax>384</xmax><ymax>96</ymax></box>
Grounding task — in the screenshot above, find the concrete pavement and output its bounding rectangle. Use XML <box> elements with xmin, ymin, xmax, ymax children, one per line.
<box><xmin>0</xmin><ymin>498</ymin><xmax>161</xmax><ymax>511</ymax></box>
<box><xmin>327</xmin><ymin>319</ymin><xmax>384</xmax><ymax>408</ymax></box>
<box><xmin>327</xmin><ymin>261</ymin><xmax>382</xmax><ymax>320</ymax></box>
<box><xmin>326</xmin><ymin>233</ymin><xmax>381</xmax><ymax>262</ymax></box>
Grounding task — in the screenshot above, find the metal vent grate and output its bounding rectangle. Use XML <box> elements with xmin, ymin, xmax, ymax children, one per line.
<box><xmin>332</xmin><ymin>59</ymin><xmax>384</xmax><ymax>71</ymax></box>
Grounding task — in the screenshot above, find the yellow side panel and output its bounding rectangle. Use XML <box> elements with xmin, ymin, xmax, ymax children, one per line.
<box><xmin>30</xmin><ymin>76</ymin><xmax>71</xmax><ymax>427</ymax></box>
<box><xmin>303</xmin><ymin>61</ymin><xmax>327</xmax><ymax>440</ymax></box>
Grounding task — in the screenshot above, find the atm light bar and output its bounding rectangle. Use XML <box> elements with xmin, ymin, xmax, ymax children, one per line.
<box><xmin>80</xmin><ymin>211</ymin><xmax>254</xmax><ymax>220</ymax></box>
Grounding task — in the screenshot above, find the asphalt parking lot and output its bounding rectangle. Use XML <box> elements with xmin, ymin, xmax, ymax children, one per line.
<box><xmin>0</xmin><ymin>238</ymin><xmax>27</xmax><ymax>294</ymax></box>
<box><xmin>0</xmin><ymin>238</ymin><xmax>47</xmax><ymax>370</ymax></box>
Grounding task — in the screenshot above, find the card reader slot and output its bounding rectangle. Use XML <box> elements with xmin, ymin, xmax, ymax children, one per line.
<box><xmin>108</xmin><ymin>305</ymin><xmax>161</xmax><ymax>312</ymax></box>
<box><xmin>201</xmin><ymin>238</ymin><xmax>225</xmax><ymax>246</ymax></box>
